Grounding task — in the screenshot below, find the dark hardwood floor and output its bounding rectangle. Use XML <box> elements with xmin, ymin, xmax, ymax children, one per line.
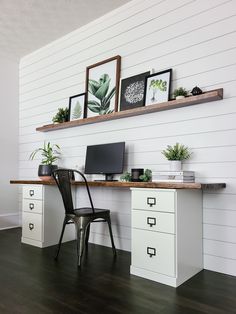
<box><xmin>0</xmin><ymin>228</ymin><xmax>235</xmax><ymax>314</ymax></box>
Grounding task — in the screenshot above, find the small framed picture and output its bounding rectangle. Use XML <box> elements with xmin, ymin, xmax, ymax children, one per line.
<box><xmin>119</xmin><ymin>71</ymin><xmax>150</xmax><ymax>111</ymax></box>
<box><xmin>69</xmin><ymin>93</ymin><xmax>86</xmax><ymax>121</ymax></box>
<box><xmin>85</xmin><ymin>55</ymin><xmax>121</xmax><ymax>118</ymax></box>
<box><xmin>144</xmin><ymin>69</ymin><xmax>172</xmax><ymax>106</ymax></box>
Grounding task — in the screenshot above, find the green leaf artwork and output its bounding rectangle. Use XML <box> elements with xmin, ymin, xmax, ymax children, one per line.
<box><xmin>88</xmin><ymin>74</ymin><xmax>115</xmax><ymax>115</ymax></box>
<box><xmin>72</xmin><ymin>100</ymin><xmax>82</xmax><ymax>119</ymax></box>
<box><xmin>149</xmin><ymin>79</ymin><xmax>167</xmax><ymax>102</ymax></box>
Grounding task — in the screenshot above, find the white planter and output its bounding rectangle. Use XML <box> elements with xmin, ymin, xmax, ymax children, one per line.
<box><xmin>169</xmin><ymin>160</ymin><xmax>182</xmax><ymax>171</ymax></box>
<box><xmin>175</xmin><ymin>95</ymin><xmax>185</xmax><ymax>100</ymax></box>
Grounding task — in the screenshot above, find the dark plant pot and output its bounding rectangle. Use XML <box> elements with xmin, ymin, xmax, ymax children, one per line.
<box><xmin>38</xmin><ymin>165</ymin><xmax>58</xmax><ymax>180</ymax></box>
<box><xmin>131</xmin><ymin>168</ymin><xmax>144</xmax><ymax>182</ymax></box>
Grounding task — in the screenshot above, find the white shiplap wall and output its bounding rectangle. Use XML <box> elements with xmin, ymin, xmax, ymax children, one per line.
<box><xmin>19</xmin><ymin>0</ymin><xmax>236</xmax><ymax>276</ymax></box>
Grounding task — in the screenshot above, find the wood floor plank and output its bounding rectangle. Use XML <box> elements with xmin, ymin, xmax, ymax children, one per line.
<box><xmin>0</xmin><ymin>228</ymin><xmax>235</xmax><ymax>314</ymax></box>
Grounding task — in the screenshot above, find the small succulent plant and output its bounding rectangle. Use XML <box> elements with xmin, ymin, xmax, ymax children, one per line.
<box><xmin>52</xmin><ymin>107</ymin><xmax>69</xmax><ymax>123</ymax></box>
<box><xmin>173</xmin><ymin>87</ymin><xmax>188</xmax><ymax>98</ymax></box>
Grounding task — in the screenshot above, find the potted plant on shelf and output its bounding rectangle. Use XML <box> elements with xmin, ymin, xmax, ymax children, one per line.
<box><xmin>52</xmin><ymin>107</ymin><xmax>69</xmax><ymax>123</ymax></box>
<box><xmin>120</xmin><ymin>169</ymin><xmax>152</xmax><ymax>182</ymax></box>
<box><xmin>162</xmin><ymin>143</ymin><xmax>191</xmax><ymax>171</ymax></box>
<box><xmin>173</xmin><ymin>87</ymin><xmax>188</xmax><ymax>100</ymax></box>
<box><xmin>30</xmin><ymin>142</ymin><xmax>61</xmax><ymax>180</ymax></box>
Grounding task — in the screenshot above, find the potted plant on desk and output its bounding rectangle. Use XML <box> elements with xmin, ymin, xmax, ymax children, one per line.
<box><xmin>162</xmin><ymin>143</ymin><xmax>191</xmax><ymax>171</ymax></box>
<box><xmin>30</xmin><ymin>142</ymin><xmax>61</xmax><ymax>180</ymax></box>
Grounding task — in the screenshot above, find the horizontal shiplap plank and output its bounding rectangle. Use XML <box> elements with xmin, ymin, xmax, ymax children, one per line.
<box><xmin>203</xmin><ymin>224</ymin><xmax>236</xmax><ymax>242</ymax></box>
<box><xmin>204</xmin><ymin>254</ymin><xmax>236</xmax><ymax>276</ymax></box>
<box><xmin>204</xmin><ymin>239</ymin><xmax>236</xmax><ymax>260</ymax></box>
<box><xmin>204</xmin><ymin>194</ymin><xmax>236</xmax><ymax>211</ymax></box>
<box><xmin>204</xmin><ymin>209</ymin><xmax>236</xmax><ymax>226</ymax></box>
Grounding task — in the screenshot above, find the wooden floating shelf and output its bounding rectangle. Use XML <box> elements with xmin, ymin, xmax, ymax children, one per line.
<box><xmin>36</xmin><ymin>88</ymin><xmax>223</xmax><ymax>132</ymax></box>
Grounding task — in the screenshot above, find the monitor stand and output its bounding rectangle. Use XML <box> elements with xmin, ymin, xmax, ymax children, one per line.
<box><xmin>94</xmin><ymin>174</ymin><xmax>118</xmax><ymax>182</ymax></box>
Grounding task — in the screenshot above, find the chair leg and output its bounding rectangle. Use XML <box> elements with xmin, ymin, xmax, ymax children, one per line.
<box><xmin>75</xmin><ymin>217</ymin><xmax>90</xmax><ymax>267</ymax></box>
<box><xmin>55</xmin><ymin>217</ymin><xmax>67</xmax><ymax>260</ymax></box>
<box><xmin>85</xmin><ymin>224</ymin><xmax>90</xmax><ymax>249</ymax></box>
<box><xmin>106</xmin><ymin>215</ymin><xmax>116</xmax><ymax>256</ymax></box>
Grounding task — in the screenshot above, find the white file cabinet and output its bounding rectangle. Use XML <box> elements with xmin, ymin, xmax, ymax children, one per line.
<box><xmin>130</xmin><ymin>188</ymin><xmax>203</xmax><ymax>287</ymax></box>
<box><xmin>22</xmin><ymin>185</ymin><xmax>75</xmax><ymax>248</ymax></box>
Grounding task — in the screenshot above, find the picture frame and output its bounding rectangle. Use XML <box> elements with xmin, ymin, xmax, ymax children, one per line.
<box><xmin>144</xmin><ymin>69</ymin><xmax>172</xmax><ymax>106</ymax></box>
<box><xmin>69</xmin><ymin>93</ymin><xmax>86</xmax><ymax>121</ymax></box>
<box><xmin>85</xmin><ymin>55</ymin><xmax>121</xmax><ymax>118</ymax></box>
<box><xmin>119</xmin><ymin>71</ymin><xmax>150</xmax><ymax>111</ymax></box>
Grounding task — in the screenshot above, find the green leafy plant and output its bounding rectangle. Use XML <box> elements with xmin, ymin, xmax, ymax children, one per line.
<box><xmin>173</xmin><ymin>87</ymin><xmax>188</xmax><ymax>98</ymax></box>
<box><xmin>162</xmin><ymin>143</ymin><xmax>191</xmax><ymax>161</ymax></box>
<box><xmin>120</xmin><ymin>171</ymin><xmax>132</xmax><ymax>182</ymax></box>
<box><xmin>72</xmin><ymin>101</ymin><xmax>82</xmax><ymax>119</ymax></box>
<box><xmin>139</xmin><ymin>169</ymin><xmax>152</xmax><ymax>182</ymax></box>
<box><xmin>30</xmin><ymin>142</ymin><xmax>61</xmax><ymax>165</ymax></box>
<box><xmin>87</xmin><ymin>74</ymin><xmax>115</xmax><ymax>115</ymax></box>
<box><xmin>52</xmin><ymin>107</ymin><xmax>69</xmax><ymax>123</ymax></box>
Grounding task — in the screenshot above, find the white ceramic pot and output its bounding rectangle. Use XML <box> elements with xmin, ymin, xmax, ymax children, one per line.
<box><xmin>176</xmin><ymin>95</ymin><xmax>185</xmax><ymax>100</ymax></box>
<box><xmin>169</xmin><ymin>160</ymin><xmax>182</xmax><ymax>171</ymax></box>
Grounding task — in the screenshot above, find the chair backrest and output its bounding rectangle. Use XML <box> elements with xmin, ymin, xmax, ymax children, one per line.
<box><xmin>52</xmin><ymin>168</ymin><xmax>95</xmax><ymax>215</ymax></box>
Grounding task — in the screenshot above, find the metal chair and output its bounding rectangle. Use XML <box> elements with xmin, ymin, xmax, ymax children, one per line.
<box><xmin>52</xmin><ymin>168</ymin><xmax>116</xmax><ymax>266</ymax></box>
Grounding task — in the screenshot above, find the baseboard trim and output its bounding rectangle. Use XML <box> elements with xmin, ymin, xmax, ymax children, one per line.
<box><xmin>0</xmin><ymin>212</ymin><xmax>20</xmax><ymax>230</ymax></box>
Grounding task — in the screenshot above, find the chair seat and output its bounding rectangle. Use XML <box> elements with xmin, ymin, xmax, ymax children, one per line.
<box><xmin>73</xmin><ymin>207</ymin><xmax>110</xmax><ymax>217</ymax></box>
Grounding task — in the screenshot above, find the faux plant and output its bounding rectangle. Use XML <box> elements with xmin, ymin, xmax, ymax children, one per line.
<box><xmin>173</xmin><ymin>87</ymin><xmax>188</xmax><ymax>98</ymax></box>
<box><xmin>30</xmin><ymin>142</ymin><xmax>61</xmax><ymax>165</ymax></box>
<box><xmin>139</xmin><ymin>169</ymin><xmax>152</xmax><ymax>182</ymax></box>
<box><xmin>162</xmin><ymin>143</ymin><xmax>191</xmax><ymax>161</ymax></box>
<box><xmin>120</xmin><ymin>171</ymin><xmax>132</xmax><ymax>182</ymax></box>
<box><xmin>87</xmin><ymin>74</ymin><xmax>115</xmax><ymax>115</ymax></box>
<box><xmin>52</xmin><ymin>107</ymin><xmax>69</xmax><ymax>123</ymax></box>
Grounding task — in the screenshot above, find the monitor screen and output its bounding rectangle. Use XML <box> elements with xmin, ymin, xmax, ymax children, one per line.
<box><xmin>84</xmin><ymin>142</ymin><xmax>125</xmax><ymax>177</ymax></box>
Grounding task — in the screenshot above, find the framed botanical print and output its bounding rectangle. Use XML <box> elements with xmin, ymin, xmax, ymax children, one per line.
<box><xmin>85</xmin><ymin>55</ymin><xmax>121</xmax><ymax>118</ymax></box>
<box><xmin>144</xmin><ymin>69</ymin><xmax>172</xmax><ymax>106</ymax></box>
<box><xmin>119</xmin><ymin>71</ymin><xmax>150</xmax><ymax>111</ymax></box>
<box><xmin>69</xmin><ymin>93</ymin><xmax>86</xmax><ymax>121</ymax></box>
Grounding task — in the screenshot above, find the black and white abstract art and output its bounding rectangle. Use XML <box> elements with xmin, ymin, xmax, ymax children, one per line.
<box><xmin>119</xmin><ymin>71</ymin><xmax>150</xmax><ymax>111</ymax></box>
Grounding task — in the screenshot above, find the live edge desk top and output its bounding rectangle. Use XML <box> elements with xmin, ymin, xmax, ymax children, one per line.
<box><xmin>10</xmin><ymin>180</ymin><xmax>226</xmax><ymax>190</ymax></box>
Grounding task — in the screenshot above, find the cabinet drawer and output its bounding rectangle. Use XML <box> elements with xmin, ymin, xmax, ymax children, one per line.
<box><xmin>22</xmin><ymin>212</ymin><xmax>43</xmax><ymax>241</ymax></box>
<box><xmin>132</xmin><ymin>229</ymin><xmax>175</xmax><ymax>277</ymax></box>
<box><xmin>23</xmin><ymin>185</ymin><xmax>43</xmax><ymax>200</ymax></box>
<box><xmin>132</xmin><ymin>210</ymin><xmax>175</xmax><ymax>234</ymax></box>
<box><xmin>22</xmin><ymin>199</ymin><xmax>43</xmax><ymax>214</ymax></box>
<box><xmin>132</xmin><ymin>189</ymin><xmax>175</xmax><ymax>212</ymax></box>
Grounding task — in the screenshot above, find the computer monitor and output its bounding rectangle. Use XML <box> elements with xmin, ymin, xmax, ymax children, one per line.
<box><xmin>84</xmin><ymin>142</ymin><xmax>125</xmax><ymax>181</ymax></box>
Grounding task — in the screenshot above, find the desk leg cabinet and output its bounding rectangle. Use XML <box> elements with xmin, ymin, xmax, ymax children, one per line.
<box><xmin>22</xmin><ymin>185</ymin><xmax>75</xmax><ymax>248</ymax></box>
<box><xmin>130</xmin><ymin>188</ymin><xmax>203</xmax><ymax>287</ymax></box>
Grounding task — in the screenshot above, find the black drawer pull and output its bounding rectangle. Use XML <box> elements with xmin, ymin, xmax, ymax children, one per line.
<box><xmin>147</xmin><ymin>217</ymin><xmax>156</xmax><ymax>227</ymax></box>
<box><xmin>147</xmin><ymin>197</ymin><xmax>156</xmax><ymax>207</ymax></box>
<box><xmin>147</xmin><ymin>247</ymin><xmax>156</xmax><ymax>257</ymax></box>
<box><xmin>29</xmin><ymin>203</ymin><xmax>34</xmax><ymax>210</ymax></box>
<box><xmin>29</xmin><ymin>223</ymin><xmax>34</xmax><ymax>231</ymax></box>
<box><xmin>29</xmin><ymin>190</ymin><xmax>34</xmax><ymax>197</ymax></box>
